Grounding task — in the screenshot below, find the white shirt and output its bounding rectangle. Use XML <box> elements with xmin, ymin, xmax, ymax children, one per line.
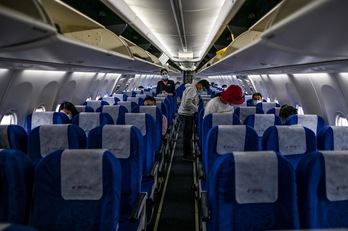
<box><xmin>203</xmin><ymin>96</ymin><xmax>234</xmax><ymax>118</ymax></box>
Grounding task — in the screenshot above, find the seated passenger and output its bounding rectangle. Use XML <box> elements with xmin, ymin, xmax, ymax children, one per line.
<box><xmin>59</xmin><ymin>101</ymin><xmax>79</xmax><ymax>122</ymax></box>
<box><xmin>279</xmin><ymin>104</ymin><xmax>298</xmax><ymax>123</ymax></box>
<box><xmin>144</xmin><ymin>96</ymin><xmax>167</xmax><ymax>136</ymax></box>
<box><xmin>203</xmin><ymin>85</ymin><xmax>244</xmax><ymax>118</ymax></box>
<box><xmin>251</xmin><ymin>92</ymin><xmax>263</xmax><ymax>106</ymax></box>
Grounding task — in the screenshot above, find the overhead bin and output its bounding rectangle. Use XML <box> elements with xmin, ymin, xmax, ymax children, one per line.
<box><xmin>198</xmin><ymin>0</ymin><xmax>348</xmax><ymax>75</ymax></box>
<box><xmin>0</xmin><ymin>0</ymin><xmax>56</xmax><ymax>49</ymax></box>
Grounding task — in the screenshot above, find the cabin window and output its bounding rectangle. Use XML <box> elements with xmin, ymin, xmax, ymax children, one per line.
<box><xmin>336</xmin><ymin>114</ymin><xmax>348</xmax><ymax>126</ymax></box>
<box><xmin>0</xmin><ymin>112</ymin><xmax>17</xmax><ymax>125</ymax></box>
<box><xmin>35</xmin><ymin>106</ymin><xmax>46</xmax><ymax>112</ymax></box>
<box><xmin>86</xmin><ymin>96</ymin><xmax>92</xmax><ymax>101</ymax></box>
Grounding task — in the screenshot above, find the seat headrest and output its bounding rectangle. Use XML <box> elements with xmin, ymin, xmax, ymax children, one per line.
<box><xmin>102</xmin><ymin>125</ymin><xmax>132</xmax><ymax>159</ymax></box>
<box><xmin>217</xmin><ymin>125</ymin><xmax>246</xmax><ymax>154</ymax></box>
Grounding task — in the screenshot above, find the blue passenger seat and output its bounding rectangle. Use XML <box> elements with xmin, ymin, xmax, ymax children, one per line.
<box><xmin>72</xmin><ymin>112</ymin><xmax>114</xmax><ymax>136</ymax></box>
<box><xmin>0</xmin><ymin>149</ymin><xmax>34</xmax><ymax>224</ymax></box>
<box><xmin>297</xmin><ymin>150</ymin><xmax>348</xmax><ymax>229</ymax></box>
<box><xmin>262</xmin><ymin>125</ymin><xmax>317</xmax><ymax>168</ymax></box>
<box><xmin>233</xmin><ymin>106</ymin><xmax>264</xmax><ymax>124</ymax></box>
<box><xmin>317</xmin><ymin>126</ymin><xmax>348</xmax><ymax>150</ymax></box>
<box><xmin>96</xmin><ymin>105</ymin><xmax>128</xmax><ymax>125</ymax></box>
<box><xmin>25</xmin><ymin>112</ymin><xmax>70</xmax><ymax>132</ymax></box>
<box><xmin>285</xmin><ymin>114</ymin><xmax>327</xmax><ymax>136</ymax></box>
<box><xmin>0</xmin><ymin>125</ymin><xmax>28</xmax><ymax>153</ymax></box>
<box><xmin>27</xmin><ymin>124</ymin><xmax>86</xmax><ymax>166</ymax></box>
<box><xmin>202</xmin><ymin>151</ymin><xmax>300</xmax><ymax>231</ymax></box>
<box><xmin>87</xmin><ymin>125</ymin><xmax>147</xmax><ymax>230</ymax></box>
<box><xmin>29</xmin><ymin>149</ymin><xmax>122</xmax><ymax>231</ymax></box>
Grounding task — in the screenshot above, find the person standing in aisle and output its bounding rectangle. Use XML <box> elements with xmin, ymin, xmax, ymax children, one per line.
<box><xmin>156</xmin><ymin>68</ymin><xmax>175</xmax><ymax>96</ymax></box>
<box><xmin>178</xmin><ymin>79</ymin><xmax>210</xmax><ymax>161</ymax></box>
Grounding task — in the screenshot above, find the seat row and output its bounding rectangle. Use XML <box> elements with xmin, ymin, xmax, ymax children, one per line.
<box><xmin>201</xmin><ymin>150</ymin><xmax>348</xmax><ymax>230</ymax></box>
<box><xmin>0</xmin><ymin>123</ymin><xmax>160</xmax><ymax>230</ymax></box>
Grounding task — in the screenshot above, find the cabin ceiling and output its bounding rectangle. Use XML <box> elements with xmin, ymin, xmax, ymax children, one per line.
<box><xmin>61</xmin><ymin>0</ymin><xmax>281</xmax><ymax>72</ymax></box>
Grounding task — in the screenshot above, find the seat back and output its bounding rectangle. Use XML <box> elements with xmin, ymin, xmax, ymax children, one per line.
<box><xmin>117</xmin><ymin>101</ymin><xmax>137</xmax><ymax>113</ymax></box>
<box><xmin>30</xmin><ymin>149</ymin><xmax>122</xmax><ymax>231</ymax></box>
<box><xmin>100</xmin><ymin>96</ymin><xmax>119</xmax><ymax>105</ymax></box>
<box><xmin>83</xmin><ymin>100</ymin><xmax>109</xmax><ymax>111</ymax></box>
<box><xmin>0</xmin><ymin>149</ymin><xmax>34</xmax><ymax>224</ymax></box>
<box><xmin>262</xmin><ymin>125</ymin><xmax>317</xmax><ymax>168</ymax></box>
<box><xmin>256</xmin><ymin>102</ymin><xmax>280</xmax><ymax>113</ymax></box>
<box><xmin>0</xmin><ymin>125</ymin><xmax>28</xmax><ymax>153</ymax></box>
<box><xmin>135</xmin><ymin>106</ymin><xmax>162</xmax><ymax>153</ymax></box>
<box><xmin>285</xmin><ymin>114</ymin><xmax>327</xmax><ymax>135</ymax></box>
<box><xmin>25</xmin><ymin>112</ymin><xmax>69</xmax><ymax>132</ymax></box>
<box><xmin>297</xmin><ymin>151</ymin><xmax>348</xmax><ymax>228</ymax></box>
<box><xmin>127</xmin><ymin>97</ymin><xmax>144</xmax><ymax>106</ymax></box>
<box><xmin>244</xmin><ymin>114</ymin><xmax>282</xmax><ymax>150</ymax></box>
<box><xmin>201</xmin><ymin>113</ymin><xmax>241</xmax><ymax>151</ymax></box>
<box><xmin>74</xmin><ymin>105</ymin><xmax>94</xmax><ymax>113</ymax></box>
<box><xmin>27</xmin><ymin>124</ymin><xmax>86</xmax><ymax>166</ymax></box>
<box><xmin>266</xmin><ymin>107</ymin><xmax>281</xmax><ymax>116</ymax></box>
<box><xmin>207</xmin><ymin>151</ymin><xmax>299</xmax><ymax>231</ymax></box>
<box><xmin>203</xmin><ymin>125</ymin><xmax>259</xmax><ymax>181</ymax></box>
<box><xmin>317</xmin><ymin>126</ymin><xmax>348</xmax><ymax>150</ymax></box>
<box><xmin>233</xmin><ymin>106</ymin><xmax>264</xmax><ymax>124</ymax></box>
<box><xmin>96</xmin><ymin>105</ymin><xmax>128</xmax><ymax>125</ymax></box>
<box><xmin>87</xmin><ymin>125</ymin><xmax>144</xmax><ymax>224</ymax></box>
<box><xmin>117</xmin><ymin>113</ymin><xmax>156</xmax><ymax>176</ymax></box>
<box><xmin>72</xmin><ymin>112</ymin><xmax>114</xmax><ymax>136</ymax></box>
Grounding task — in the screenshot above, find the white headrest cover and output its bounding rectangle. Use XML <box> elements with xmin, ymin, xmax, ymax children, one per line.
<box><xmin>254</xmin><ymin>114</ymin><xmax>275</xmax><ymax>137</ymax></box>
<box><xmin>79</xmin><ymin>112</ymin><xmax>100</xmax><ymax>135</ymax></box>
<box><xmin>261</xmin><ymin>102</ymin><xmax>277</xmax><ymax>113</ymax></box>
<box><xmin>86</xmin><ymin>101</ymin><xmax>102</xmax><ymax>110</ymax></box>
<box><xmin>102</xmin><ymin>97</ymin><xmax>115</xmax><ymax>105</ymax></box>
<box><xmin>125</xmin><ymin>113</ymin><xmax>146</xmax><ymax>136</ymax></box>
<box><xmin>297</xmin><ymin>115</ymin><xmax>318</xmax><ymax>135</ymax></box>
<box><xmin>277</xmin><ymin>125</ymin><xmax>306</xmax><ymax>155</ymax></box>
<box><xmin>40</xmin><ymin>125</ymin><xmax>69</xmax><ymax>157</ymax></box>
<box><xmin>0</xmin><ymin>125</ymin><xmax>10</xmax><ymax>149</ymax></box>
<box><xmin>102</xmin><ymin>125</ymin><xmax>131</xmax><ymax>159</ymax></box>
<box><xmin>217</xmin><ymin>125</ymin><xmax>246</xmax><ymax>154</ymax></box>
<box><xmin>238</xmin><ymin>107</ymin><xmax>256</xmax><ymax>124</ymax></box>
<box><xmin>32</xmin><ymin>112</ymin><xmax>54</xmax><ymax>129</ymax></box>
<box><xmin>212</xmin><ymin>113</ymin><xmax>233</xmax><ymax>127</ymax></box>
<box><xmin>140</xmin><ymin>106</ymin><xmax>157</xmax><ymax>121</ymax></box>
<box><xmin>102</xmin><ymin>105</ymin><xmax>120</xmax><ymax>124</ymax></box>
<box><xmin>74</xmin><ymin>105</ymin><xmax>87</xmax><ymax>113</ymax></box>
<box><xmin>118</xmin><ymin>101</ymin><xmax>132</xmax><ymax>112</ymax></box>
<box><xmin>127</xmin><ymin>97</ymin><xmax>139</xmax><ymax>103</ymax></box>
<box><xmin>234</xmin><ymin>151</ymin><xmax>278</xmax><ymax>204</ymax></box>
<box><xmin>61</xmin><ymin>149</ymin><xmax>104</xmax><ymax>200</ymax></box>
<box><xmin>331</xmin><ymin>126</ymin><xmax>348</xmax><ymax>150</ymax></box>
<box><xmin>321</xmin><ymin>151</ymin><xmax>348</xmax><ymax>201</ymax></box>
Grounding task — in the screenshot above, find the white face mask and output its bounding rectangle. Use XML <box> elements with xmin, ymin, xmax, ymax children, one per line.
<box><xmin>67</xmin><ymin>114</ymin><xmax>72</xmax><ymax>120</ymax></box>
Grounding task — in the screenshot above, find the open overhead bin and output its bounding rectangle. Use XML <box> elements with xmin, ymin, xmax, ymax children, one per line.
<box><xmin>198</xmin><ymin>0</ymin><xmax>348</xmax><ymax>76</ymax></box>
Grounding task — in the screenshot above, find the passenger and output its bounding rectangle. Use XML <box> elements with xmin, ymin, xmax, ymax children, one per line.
<box><xmin>178</xmin><ymin>79</ymin><xmax>210</xmax><ymax>161</ymax></box>
<box><xmin>203</xmin><ymin>85</ymin><xmax>244</xmax><ymax>118</ymax></box>
<box><xmin>144</xmin><ymin>96</ymin><xmax>168</xmax><ymax>136</ymax></box>
<box><xmin>252</xmin><ymin>92</ymin><xmax>263</xmax><ymax>106</ymax></box>
<box><xmin>59</xmin><ymin>101</ymin><xmax>79</xmax><ymax>122</ymax></box>
<box><xmin>156</xmin><ymin>68</ymin><xmax>175</xmax><ymax>96</ymax></box>
<box><xmin>221</xmin><ymin>84</ymin><xmax>227</xmax><ymax>89</ymax></box>
<box><xmin>279</xmin><ymin>104</ymin><xmax>298</xmax><ymax>124</ymax></box>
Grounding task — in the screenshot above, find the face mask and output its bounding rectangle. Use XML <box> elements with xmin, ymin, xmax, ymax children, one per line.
<box><xmin>162</xmin><ymin>75</ymin><xmax>169</xmax><ymax>80</ymax></box>
<box><xmin>198</xmin><ymin>89</ymin><xmax>204</xmax><ymax>95</ymax></box>
<box><xmin>67</xmin><ymin>114</ymin><xmax>72</xmax><ymax>120</ymax></box>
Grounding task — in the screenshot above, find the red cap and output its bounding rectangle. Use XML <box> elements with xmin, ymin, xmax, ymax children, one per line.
<box><xmin>220</xmin><ymin>85</ymin><xmax>244</xmax><ymax>105</ymax></box>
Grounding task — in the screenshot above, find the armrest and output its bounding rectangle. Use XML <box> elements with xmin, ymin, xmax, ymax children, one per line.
<box><xmin>129</xmin><ymin>192</ymin><xmax>147</xmax><ymax>223</ymax></box>
<box><xmin>197</xmin><ymin>162</ymin><xmax>206</xmax><ymax>180</ymax></box>
<box><xmin>201</xmin><ymin>191</ymin><xmax>210</xmax><ymax>222</ymax></box>
<box><xmin>148</xmin><ymin>161</ymin><xmax>159</xmax><ymax>178</ymax></box>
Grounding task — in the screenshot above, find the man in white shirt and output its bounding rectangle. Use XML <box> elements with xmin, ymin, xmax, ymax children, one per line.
<box><xmin>178</xmin><ymin>79</ymin><xmax>210</xmax><ymax>161</ymax></box>
<box><xmin>203</xmin><ymin>85</ymin><xmax>244</xmax><ymax>118</ymax></box>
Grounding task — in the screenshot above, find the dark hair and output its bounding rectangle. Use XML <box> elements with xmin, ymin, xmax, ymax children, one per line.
<box><xmin>59</xmin><ymin>101</ymin><xmax>79</xmax><ymax>118</ymax></box>
<box><xmin>160</xmin><ymin>69</ymin><xmax>168</xmax><ymax>75</ymax></box>
<box><xmin>279</xmin><ymin>104</ymin><xmax>297</xmax><ymax>121</ymax></box>
<box><xmin>144</xmin><ymin>96</ymin><xmax>156</xmax><ymax>103</ymax></box>
<box><xmin>198</xmin><ymin>79</ymin><xmax>210</xmax><ymax>90</ymax></box>
<box><xmin>252</xmin><ymin>92</ymin><xmax>262</xmax><ymax>99</ymax></box>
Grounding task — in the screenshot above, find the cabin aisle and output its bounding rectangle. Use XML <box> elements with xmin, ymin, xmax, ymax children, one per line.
<box><xmin>149</xmin><ymin>120</ymin><xmax>196</xmax><ymax>231</ymax></box>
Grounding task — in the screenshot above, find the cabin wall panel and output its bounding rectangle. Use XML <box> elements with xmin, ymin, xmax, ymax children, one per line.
<box><xmin>0</xmin><ymin>69</ymin><xmax>15</xmax><ymax>115</ymax></box>
<box><xmin>1</xmin><ymin>70</ymin><xmax>67</xmax><ymax>127</ymax></box>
